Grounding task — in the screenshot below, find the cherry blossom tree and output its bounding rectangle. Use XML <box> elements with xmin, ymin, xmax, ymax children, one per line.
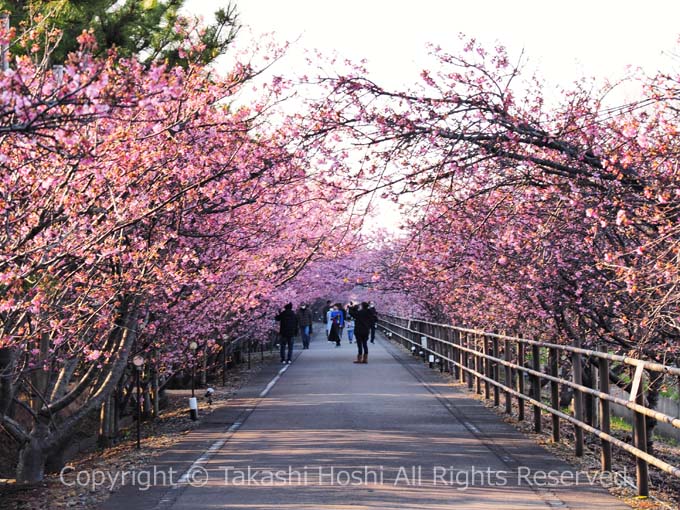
<box><xmin>0</xmin><ymin>26</ymin><xmax>357</xmax><ymax>481</ymax></box>
<box><xmin>304</xmin><ymin>37</ymin><xmax>680</xmax><ymax>356</ymax></box>
<box><xmin>294</xmin><ymin>37</ymin><xmax>680</xmax><ymax>446</ymax></box>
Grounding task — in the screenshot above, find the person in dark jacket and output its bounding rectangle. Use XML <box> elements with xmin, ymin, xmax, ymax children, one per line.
<box><xmin>336</xmin><ymin>302</ymin><xmax>346</xmax><ymax>342</ymax></box>
<box><xmin>297</xmin><ymin>303</ymin><xmax>313</xmax><ymax>349</ymax></box>
<box><xmin>275</xmin><ymin>303</ymin><xmax>298</xmax><ymax>363</ymax></box>
<box><xmin>351</xmin><ymin>302</ymin><xmax>373</xmax><ymax>364</ymax></box>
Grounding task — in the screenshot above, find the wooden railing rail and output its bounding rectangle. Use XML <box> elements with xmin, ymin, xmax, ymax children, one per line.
<box><xmin>379</xmin><ymin>314</ymin><xmax>680</xmax><ymax>497</ymax></box>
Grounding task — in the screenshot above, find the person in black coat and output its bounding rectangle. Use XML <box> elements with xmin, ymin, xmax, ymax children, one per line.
<box><xmin>297</xmin><ymin>304</ymin><xmax>313</xmax><ymax>349</ymax></box>
<box><xmin>351</xmin><ymin>302</ymin><xmax>373</xmax><ymax>364</ymax></box>
<box><xmin>275</xmin><ymin>303</ymin><xmax>298</xmax><ymax>364</ymax></box>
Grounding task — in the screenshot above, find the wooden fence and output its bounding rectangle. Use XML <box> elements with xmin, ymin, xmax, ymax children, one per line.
<box><xmin>380</xmin><ymin>314</ymin><xmax>680</xmax><ymax>497</ymax></box>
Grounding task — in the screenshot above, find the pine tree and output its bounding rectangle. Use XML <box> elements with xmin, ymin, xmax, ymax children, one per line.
<box><xmin>0</xmin><ymin>0</ymin><xmax>239</xmax><ymax>66</ymax></box>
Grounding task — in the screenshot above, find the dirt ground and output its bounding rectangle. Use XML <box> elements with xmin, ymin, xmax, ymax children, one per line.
<box><xmin>0</xmin><ymin>350</ymin><xmax>277</xmax><ymax>510</ymax></box>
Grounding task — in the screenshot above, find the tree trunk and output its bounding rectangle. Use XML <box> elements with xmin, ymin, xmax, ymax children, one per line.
<box><xmin>17</xmin><ymin>439</ymin><xmax>48</xmax><ymax>483</ymax></box>
<box><xmin>559</xmin><ymin>363</ymin><xmax>573</xmax><ymax>408</ymax></box>
<box><xmin>113</xmin><ymin>386</ymin><xmax>120</xmax><ymax>437</ymax></box>
<box><xmin>0</xmin><ymin>347</ymin><xmax>16</xmax><ymax>417</ymax></box>
<box><xmin>152</xmin><ymin>365</ymin><xmax>160</xmax><ymax>419</ymax></box>
<box><xmin>152</xmin><ymin>350</ymin><xmax>160</xmax><ymax>419</ymax></box>
<box><xmin>45</xmin><ymin>433</ymin><xmax>74</xmax><ymax>474</ymax></box>
<box><xmin>31</xmin><ymin>333</ymin><xmax>50</xmax><ymax>413</ymax></box>
<box><xmin>98</xmin><ymin>395</ymin><xmax>113</xmax><ymax>447</ymax></box>
<box><xmin>143</xmin><ymin>385</ymin><xmax>152</xmax><ymax>419</ymax></box>
<box><xmin>16</xmin><ymin>420</ymin><xmax>49</xmax><ymax>484</ymax></box>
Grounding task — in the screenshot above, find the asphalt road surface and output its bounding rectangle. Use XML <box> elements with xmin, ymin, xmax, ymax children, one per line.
<box><xmin>103</xmin><ymin>328</ymin><xmax>630</xmax><ymax>509</ymax></box>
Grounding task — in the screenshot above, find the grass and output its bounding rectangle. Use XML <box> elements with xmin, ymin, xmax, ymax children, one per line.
<box><xmin>653</xmin><ymin>433</ymin><xmax>680</xmax><ymax>447</ymax></box>
<box><xmin>610</xmin><ymin>415</ymin><xmax>633</xmax><ymax>432</ymax></box>
<box><xmin>659</xmin><ymin>386</ymin><xmax>680</xmax><ymax>401</ymax></box>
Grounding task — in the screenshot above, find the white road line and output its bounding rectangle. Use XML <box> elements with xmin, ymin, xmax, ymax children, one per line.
<box><xmin>168</xmin><ymin>366</ymin><xmax>290</xmax><ymax>494</ymax></box>
<box><xmin>172</xmin><ymin>419</ymin><xmax>245</xmax><ymax>488</ymax></box>
<box><xmin>463</xmin><ymin>421</ymin><xmax>481</xmax><ymax>434</ymax></box>
<box><xmin>174</xmin><ymin>365</ymin><xmax>290</xmax><ymax>487</ymax></box>
<box><xmin>154</xmin><ymin>359</ymin><xmax>300</xmax><ymax>508</ymax></box>
<box><xmin>259</xmin><ymin>365</ymin><xmax>289</xmax><ymax>398</ymax></box>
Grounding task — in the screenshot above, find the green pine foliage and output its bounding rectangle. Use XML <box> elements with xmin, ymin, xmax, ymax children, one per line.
<box><xmin>0</xmin><ymin>0</ymin><xmax>239</xmax><ymax>66</ymax></box>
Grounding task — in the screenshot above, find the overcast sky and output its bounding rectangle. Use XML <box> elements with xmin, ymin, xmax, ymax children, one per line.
<box><xmin>185</xmin><ymin>0</ymin><xmax>680</xmax><ymax>90</ymax></box>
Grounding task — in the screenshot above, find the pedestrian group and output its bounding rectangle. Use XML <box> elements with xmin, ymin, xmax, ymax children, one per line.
<box><xmin>274</xmin><ymin>300</ymin><xmax>378</xmax><ymax>364</ymax></box>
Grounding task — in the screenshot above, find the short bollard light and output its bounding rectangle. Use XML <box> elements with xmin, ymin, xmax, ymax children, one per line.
<box><xmin>436</xmin><ymin>357</ymin><xmax>443</xmax><ymax>372</ymax></box>
<box><xmin>189</xmin><ymin>396</ymin><xmax>198</xmax><ymax>421</ymax></box>
<box><xmin>419</xmin><ymin>350</ymin><xmax>425</xmax><ymax>359</ymax></box>
<box><xmin>428</xmin><ymin>354</ymin><xmax>435</xmax><ymax>368</ymax></box>
<box><xmin>189</xmin><ymin>341</ymin><xmax>199</xmax><ymax>421</ymax></box>
<box><xmin>411</xmin><ymin>346</ymin><xmax>417</xmax><ymax>355</ymax></box>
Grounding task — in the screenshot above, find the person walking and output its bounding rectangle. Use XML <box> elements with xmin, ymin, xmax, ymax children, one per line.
<box><xmin>328</xmin><ymin>304</ymin><xmax>343</xmax><ymax>347</ymax></box>
<box><xmin>336</xmin><ymin>302</ymin><xmax>346</xmax><ymax>342</ymax></box>
<box><xmin>325</xmin><ymin>305</ymin><xmax>334</xmax><ymax>340</ymax></box>
<box><xmin>322</xmin><ymin>300</ymin><xmax>332</xmax><ymax>339</ymax></box>
<box><xmin>368</xmin><ymin>302</ymin><xmax>378</xmax><ymax>344</ymax></box>
<box><xmin>297</xmin><ymin>303</ymin><xmax>313</xmax><ymax>349</ymax></box>
<box><xmin>351</xmin><ymin>302</ymin><xmax>372</xmax><ymax>364</ymax></box>
<box><xmin>275</xmin><ymin>303</ymin><xmax>298</xmax><ymax>364</ymax></box>
<box><xmin>345</xmin><ymin>305</ymin><xmax>355</xmax><ymax>344</ymax></box>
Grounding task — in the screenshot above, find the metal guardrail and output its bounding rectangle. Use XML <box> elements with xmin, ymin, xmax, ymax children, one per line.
<box><xmin>380</xmin><ymin>314</ymin><xmax>680</xmax><ymax>497</ymax></box>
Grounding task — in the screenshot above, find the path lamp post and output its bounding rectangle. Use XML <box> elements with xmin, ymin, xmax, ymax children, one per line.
<box><xmin>221</xmin><ymin>334</ymin><xmax>228</xmax><ymax>387</ymax></box>
<box><xmin>189</xmin><ymin>341</ymin><xmax>198</xmax><ymax>420</ymax></box>
<box><xmin>132</xmin><ymin>355</ymin><xmax>145</xmax><ymax>449</ymax></box>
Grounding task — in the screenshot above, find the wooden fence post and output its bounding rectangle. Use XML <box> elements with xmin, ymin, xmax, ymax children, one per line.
<box><xmin>598</xmin><ymin>345</ymin><xmax>612</xmax><ymax>471</ymax></box>
<box><xmin>460</xmin><ymin>333</ymin><xmax>472</xmax><ymax>388</ymax></box>
<box><xmin>483</xmin><ymin>335</ymin><xmax>491</xmax><ymax>399</ymax></box>
<box><xmin>633</xmin><ymin>365</ymin><xmax>649</xmax><ymax>496</ymax></box>
<box><xmin>466</xmin><ymin>333</ymin><xmax>477</xmax><ymax>389</ymax></box>
<box><xmin>476</xmin><ymin>335</ymin><xmax>482</xmax><ymax>394</ymax></box>
<box><xmin>518</xmin><ymin>340</ymin><xmax>525</xmax><ymax>421</ymax></box>
<box><xmin>492</xmin><ymin>336</ymin><xmax>500</xmax><ymax>407</ymax></box>
<box><xmin>573</xmin><ymin>339</ymin><xmax>584</xmax><ymax>457</ymax></box>
<box><xmin>504</xmin><ymin>338</ymin><xmax>512</xmax><ymax>414</ymax></box>
<box><xmin>549</xmin><ymin>347</ymin><xmax>560</xmax><ymax>442</ymax></box>
<box><xmin>456</xmin><ymin>332</ymin><xmax>461</xmax><ymax>378</ymax></box>
<box><xmin>531</xmin><ymin>342</ymin><xmax>542</xmax><ymax>433</ymax></box>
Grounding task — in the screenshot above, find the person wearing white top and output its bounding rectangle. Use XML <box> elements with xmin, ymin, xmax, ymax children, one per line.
<box><xmin>326</xmin><ymin>308</ymin><xmax>334</xmax><ymax>339</ymax></box>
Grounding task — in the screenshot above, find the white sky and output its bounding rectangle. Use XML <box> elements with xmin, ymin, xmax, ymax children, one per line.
<box><xmin>183</xmin><ymin>0</ymin><xmax>680</xmax><ymax>231</ymax></box>
<box><xmin>185</xmin><ymin>0</ymin><xmax>680</xmax><ymax>89</ymax></box>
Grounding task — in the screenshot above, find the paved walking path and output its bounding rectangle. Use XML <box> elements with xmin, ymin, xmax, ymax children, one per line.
<box><xmin>104</xmin><ymin>328</ymin><xmax>629</xmax><ymax>509</ymax></box>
